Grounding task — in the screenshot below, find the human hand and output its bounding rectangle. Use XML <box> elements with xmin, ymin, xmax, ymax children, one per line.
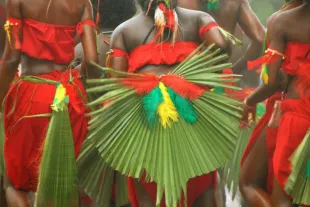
<box><xmin>240</xmin><ymin>99</ymin><xmax>256</xmax><ymax>127</ymax></box>
<box><xmin>5</xmin><ymin>186</ymin><xmax>31</xmax><ymax>207</ymax></box>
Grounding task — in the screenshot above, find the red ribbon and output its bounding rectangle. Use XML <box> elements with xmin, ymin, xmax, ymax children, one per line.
<box><xmin>247</xmin><ymin>51</ymin><xmax>282</xmax><ymax>71</ymax></box>
<box><xmin>158</xmin><ymin>3</ymin><xmax>176</xmax><ymax>31</ymax></box>
<box><xmin>77</xmin><ymin>20</ymin><xmax>96</xmax><ymax>36</ymax></box>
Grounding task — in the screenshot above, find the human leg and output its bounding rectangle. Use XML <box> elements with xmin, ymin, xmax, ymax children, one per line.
<box><xmin>239</xmin><ymin>125</ymin><xmax>273</xmax><ymax>207</ymax></box>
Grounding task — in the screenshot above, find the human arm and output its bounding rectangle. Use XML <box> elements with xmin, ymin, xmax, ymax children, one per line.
<box><xmin>79</xmin><ymin>0</ymin><xmax>100</xmax><ymax>79</ymax></box>
<box><xmin>241</xmin><ymin>15</ymin><xmax>285</xmax><ymax>122</ymax></box>
<box><xmin>108</xmin><ymin>26</ymin><xmax>129</xmax><ymax>76</ymax></box>
<box><xmin>198</xmin><ymin>13</ymin><xmax>229</xmax><ymax>53</ymax></box>
<box><xmin>233</xmin><ymin>0</ymin><xmax>266</xmax><ymax>74</ymax></box>
<box><xmin>0</xmin><ymin>0</ymin><xmax>21</xmax><ymax>105</ymax></box>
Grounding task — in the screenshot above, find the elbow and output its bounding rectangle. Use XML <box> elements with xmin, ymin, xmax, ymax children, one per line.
<box><xmin>253</xmin><ymin>29</ymin><xmax>266</xmax><ymax>45</ymax></box>
<box><xmin>6</xmin><ymin>53</ymin><xmax>21</xmax><ymax>72</ymax></box>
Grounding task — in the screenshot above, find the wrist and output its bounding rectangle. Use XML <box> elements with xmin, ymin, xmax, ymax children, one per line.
<box><xmin>244</xmin><ymin>98</ymin><xmax>256</xmax><ymax>108</ymax></box>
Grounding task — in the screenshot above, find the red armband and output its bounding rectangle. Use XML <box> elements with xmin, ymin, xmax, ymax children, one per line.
<box><xmin>199</xmin><ymin>22</ymin><xmax>219</xmax><ymax>39</ymax></box>
<box><xmin>77</xmin><ymin>20</ymin><xmax>96</xmax><ymax>36</ymax></box>
<box><xmin>248</xmin><ymin>48</ymin><xmax>285</xmax><ymax>70</ymax></box>
<box><xmin>105</xmin><ymin>49</ymin><xmax>129</xmax><ymax>68</ymax></box>
<box><xmin>4</xmin><ymin>17</ymin><xmax>22</xmax><ymax>49</ymax></box>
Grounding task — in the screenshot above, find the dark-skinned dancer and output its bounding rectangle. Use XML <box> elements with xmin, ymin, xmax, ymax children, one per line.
<box><xmin>0</xmin><ymin>0</ymin><xmax>99</xmax><ymax>206</ymax></box>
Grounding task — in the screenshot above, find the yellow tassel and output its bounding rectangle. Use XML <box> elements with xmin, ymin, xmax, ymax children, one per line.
<box><xmin>157</xmin><ymin>82</ymin><xmax>178</xmax><ymax>128</ymax></box>
<box><xmin>218</xmin><ymin>27</ymin><xmax>243</xmax><ymax>46</ymax></box>
<box><xmin>51</xmin><ymin>84</ymin><xmax>69</xmax><ymax>112</ymax></box>
<box><xmin>261</xmin><ymin>73</ymin><xmax>269</xmax><ymax>85</ymax></box>
<box><xmin>4</xmin><ymin>21</ymin><xmax>12</xmax><ymax>49</ymax></box>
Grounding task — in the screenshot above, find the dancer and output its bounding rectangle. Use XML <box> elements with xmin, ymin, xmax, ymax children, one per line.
<box><xmin>75</xmin><ymin>0</ymin><xmax>137</xmax><ymax>68</ymax></box>
<box><xmin>241</xmin><ymin>1</ymin><xmax>310</xmax><ymax>206</ymax></box>
<box><xmin>77</xmin><ymin>0</ymin><xmax>243</xmax><ymax>206</ymax></box>
<box><xmin>240</xmin><ymin>1</ymin><xmax>303</xmax><ymax>204</ymax></box>
<box><xmin>0</xmin><ymin>0</ymin><xmax>99</xmax><ymax>206</ymax></box>
<box><xmin>177</xmin><ymin>0</ymin><xmax>265</xmax><ymax>78</ymax></box>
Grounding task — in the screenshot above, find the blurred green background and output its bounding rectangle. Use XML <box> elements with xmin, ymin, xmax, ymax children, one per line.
<box><xmin>249</xmin><ymin>0</ymin><xmax>285</xmax><ymax>24</ymax></box>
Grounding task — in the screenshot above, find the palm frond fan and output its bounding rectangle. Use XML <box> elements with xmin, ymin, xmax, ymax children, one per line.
<box><xmin>285</xmin><ymin>129</ymin><xmax>310</xmax><ymax>206</ymax></box>
<box><xmin>77</xmin><ymin>44</ymin><xmax>243</xmax><ymax>206</ymax></box>
<box><xmin>223</xmin><ymin>123</ymin><xmax>255</xmax><ymax>200</ymax></box>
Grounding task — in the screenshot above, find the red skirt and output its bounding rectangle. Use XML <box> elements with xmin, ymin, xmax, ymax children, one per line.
<box><xmin>128</xmin><ymin>173</ymin><xmax>215</xmax><ymax>207</ymax></box>
<box><xmin>274</xmin><ymin>99</ymin><xmax>310</xmax><ymax>195</ymax></box>
<box><xmin>4</xmin><ymin>69</ymin><xmax>88</xmax><ymax>192</ymax></box>
<box><xmin>241</xmin><ymin>92</ymin><xmax>281</xmax><ymax>192</ymax></box>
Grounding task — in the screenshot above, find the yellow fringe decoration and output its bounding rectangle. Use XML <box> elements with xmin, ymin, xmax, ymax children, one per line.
<box><xmin>4</xmin><ymin>21</ymin><xmax>12</xmax><ymax>49</ymax></box>
<box><xmin>157</xmin><ymin>82</ymin><xmax>179</xmax><ymax>128</ymax></box>
<box><xmin>51</xmin><ymin>84</ymin><xmax>69</xmax><ymax>112</ymax></box>
<box><xmin>261</xmin><ymin>73</ymin><xmax>269</xmax><ymax>85</ymax></box>
<box><xmin>218</xmin><ymin>27</ymin><xmax>243</xmax><ymax>46</ymax></box>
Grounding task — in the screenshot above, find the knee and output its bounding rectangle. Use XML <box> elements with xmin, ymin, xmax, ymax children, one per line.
<box><xmin>239</xmin><ymin>170</ymin><xmax>250</xmax><ymax>194</ymax></box>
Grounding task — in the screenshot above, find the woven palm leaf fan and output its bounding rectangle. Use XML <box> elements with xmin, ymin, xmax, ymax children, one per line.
<box><xmin>285</xmin><ymin>129</ymin><xmax>310</xmax><ymax>206</ymax></box>
<box><xmin>77</xmin><ymin>44</ymin><xmax>243</xmax><ymax>207</ymax></box>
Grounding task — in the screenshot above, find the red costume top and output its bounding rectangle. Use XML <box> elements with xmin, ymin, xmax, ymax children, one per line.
<box><xmin>109</xmin><ymin>22</ymin><xmax>219</xmax><ymax>74</ymax></box>
<box><xmin>6</xmin><ymin>17</ymin><xmax>95</xmax><ymax>64</ymax></box>
<box><xmin>109</xmin><ymin>22</ymin><xmax>220</xmax><ymax>207</ymax></box>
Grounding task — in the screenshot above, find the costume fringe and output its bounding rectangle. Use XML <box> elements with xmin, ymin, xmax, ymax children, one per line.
<box><xmin>285</xmin><ymin>129</ymin><xmax>310</xmax><ymax>205</ymax></box>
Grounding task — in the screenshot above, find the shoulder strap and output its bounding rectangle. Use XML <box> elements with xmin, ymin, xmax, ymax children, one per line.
<box><xmin>142</xmin><ymin>25</ymin><xmax>156</xmax><ymax>45</ymax></box>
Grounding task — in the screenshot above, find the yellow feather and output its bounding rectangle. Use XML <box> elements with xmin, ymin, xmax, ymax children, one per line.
<box><xmin>51</xmin><ymin>84</ymin><xmax>69</xmax><ymax>112</ymax></box>
<box><xmin>157</xmin><ymin>82</ymin><xmax>178</xmax><ymax>128</ymax></box>
<box><xmin>261</xmin><ymin>73</ymin><xmax>269</xmax><ymax>85</ymax></box>
<box><xmin>4</xmin><ymin>21</ymin><xmax>12</xmax><ymax>49</ymax></box>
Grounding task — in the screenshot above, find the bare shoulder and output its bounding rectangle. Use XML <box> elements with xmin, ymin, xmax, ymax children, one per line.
<box><xmin>267</xmin><ymin>9</ymin><xmax>293</xmax><ymax>37</ymax></box>
<box><xmin>113</xmin><ymin>14</ymin><xmax>144</xmax><ymax>36</ymax></box>
<box><xmin>177</xmin><ymin>7</ymin><xmax>215</xmax><ymax>26</ymax></box>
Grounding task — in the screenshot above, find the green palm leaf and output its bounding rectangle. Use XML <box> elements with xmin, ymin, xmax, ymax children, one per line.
<box><xmin>285</xmin><ymin>129</ymin><xmax>310</xmax><ymax>205</ymax></box>
<box><xmin>223</xmin><ymin>124</ymin><xmax>255</xmax><ymax>200</ymax></box>
<box><xmin>35</xmin><ymin>109</ymin><xmax>78</xmax><ymax>207</ymax></box>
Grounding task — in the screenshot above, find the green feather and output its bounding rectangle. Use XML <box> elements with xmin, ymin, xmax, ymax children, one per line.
<box><xmin>168</xmin><ymin>88</ymin><xmax>198</xmax><ymax>124</ymax></box>
<box><xmin>207</xmin><ymin>0</ymin><xmax>220</xmax><ymax>10</ymax></box>
<box><xmin>257</xmin><ymin>103</ymin><xmax>266</xmax><ymax>118</ymax></box>
<box><xmin>143</xmin><ymin>86</ymin><xmax>163</xmax><ymax>125</ymax></box>
<box><xmin>213</xmin><ymin>87</ymin><xmax>225</xmax><ymax>94</ymax></box>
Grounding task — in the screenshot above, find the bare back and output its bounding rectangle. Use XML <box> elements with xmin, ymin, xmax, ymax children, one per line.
<box><xmin>21</xmin><ymin>0</ymin><xmax>85</xmax><ymax>25</ymax></box>
<box><xmin>120</xmin><ymin>8</ymin><xmax>208</xmax><ymax>53</ymax></box>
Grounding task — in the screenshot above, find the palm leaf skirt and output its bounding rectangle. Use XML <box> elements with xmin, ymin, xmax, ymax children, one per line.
<box><xmin>77</xmin><ymin>44</ymin><xmax>243</xmax><ymax>206</ymax></box>
<box><xmin>223</xmin><ymin>123</ymin><xmax>255</xmax><ymax>200</ymax></box>
<box><xmin>285</xmin><ymin>129</ymin><xmax>310</xmax><ymax>205</ymax></box>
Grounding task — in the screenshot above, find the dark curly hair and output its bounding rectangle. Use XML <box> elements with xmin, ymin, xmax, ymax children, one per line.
<box><xmin>138</xmin><ymin>0</ymin><xmax>177</xmax><ymax>12</ymax></box>
<box><xmin>92</xmin><ymin>0</ymin><xmax>137</xmax><ymax>29</ymax></box>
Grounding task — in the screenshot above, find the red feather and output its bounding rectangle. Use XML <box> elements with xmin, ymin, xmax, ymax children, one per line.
<box><xmin>161</xmin><ymin>75</ymin><xmax>205</xmax><ymax>100</ymax></box>
<box><xmin>120</xmin><ymin>74</ymin><xmax>160</xmax><ymax>95</ymax></box>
